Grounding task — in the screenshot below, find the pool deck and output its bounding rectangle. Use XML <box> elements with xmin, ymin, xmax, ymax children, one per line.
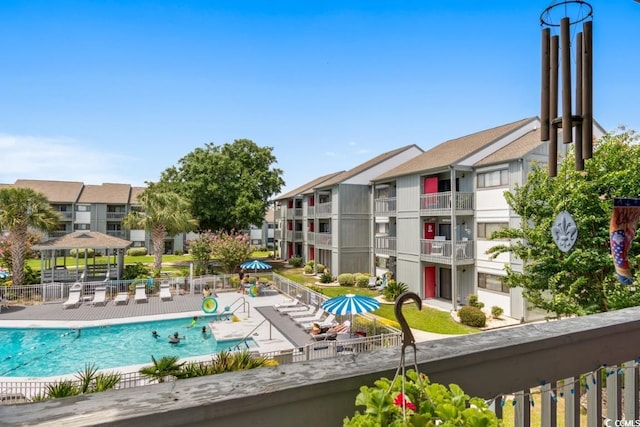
<box><xmin>0</xmin><ymin>290</ymin><xmax>321</xmax><ymax>360</ymax></box>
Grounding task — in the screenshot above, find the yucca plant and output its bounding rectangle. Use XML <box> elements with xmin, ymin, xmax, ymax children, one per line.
<box><xmin>177</xmin><ymin>361</ymin><xmax>215</xmax><ymax>379</ymax></box>
<box><xmin>45</xmin><ymin>381</ymin><xmax>80</xmax><ymax>399</ymax></box>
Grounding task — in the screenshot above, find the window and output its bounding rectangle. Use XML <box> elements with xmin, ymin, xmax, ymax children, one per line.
<box><xmin>477</xmin><ymin>169</ymin><xmax>508</xmax><ymax>188</ymax></box>
<box><xmin>478</xmin><ymin>273</ymin><xmax>509</xmax><ymax>293</ymax></box>
<box><xmin>76</xmin><ymin>204</ymin><xmax>90</xmax><ymax>212</ymax></box>
<box><xmin>477</xmin><ymin>222</ymin><xmax>508</xmax><ymax>239</ymax></box>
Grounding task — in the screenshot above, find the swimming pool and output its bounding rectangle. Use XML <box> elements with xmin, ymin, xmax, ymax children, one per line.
<box><xmin>0</xmin><ymin>316</ymin><xmax>256</xmax><ymax>378</ymax></box>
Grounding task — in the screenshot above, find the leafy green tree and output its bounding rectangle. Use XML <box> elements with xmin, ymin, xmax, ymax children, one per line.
<box><xmin>159</xmin><ymin>139</ymin><xmax>284</xmax><ymax>231</ymax></box>
<box><xmin>122</xmin><ymin>186</ymin><xmax>198</xmax><ymax>274</ymax></box>
<box><xmin>210</xmin><ymin>230</ymin><xmax>253</xmax><ymax>274</ymax></box>
<box><xmin>0</xmin><ymin>188</ymin><xmax>59</xmax><ymax>286</ymax></box>
<box><xmin>487</xmin><ymin>129</ymin><xmax>640</xmax><ymax>317</ymax></box>
<box><xmin>187</xmin><ymin>231</ymin><xmax>215</xmax><ymax>275</ymax></box>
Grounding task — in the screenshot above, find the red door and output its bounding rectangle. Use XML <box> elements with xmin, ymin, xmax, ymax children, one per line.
<box><xmin>423</xmin><ymin>177</ymin><xmax>438</xmax><ymax>208</ymax></box>
<box><xmin>288</xmin><ymin>243</ymin><xmax>293</xmax><ymax>258</ymax></box>
<box><xmin>309</xmin><ymin>246</ymin><xmax>315</xmax><ymax>261</ymax></box>
<box><xmin>424</xmin><ymin>222</ymin><xmax>435</xmax><ymax>254</ymax></box>
<box><xmin>424</xmin><ymin>266</ymin><xmax>436</xmax><ymax>298</ymax></box>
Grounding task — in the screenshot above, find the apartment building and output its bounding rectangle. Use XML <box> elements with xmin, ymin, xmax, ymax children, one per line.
<box><xmin>372</xmin><ymin>117</ymin><xmax>605</xmax><ymax>321</ymax></box>
<box><xmin>2</xmin><ymin>180</ymin><xmax>185</xmax><ymax>255</ymax></box>
<box><xmin>274</xmin><ymin>145</ymin><xmax>424</xmax><ymax>276</ymax></box>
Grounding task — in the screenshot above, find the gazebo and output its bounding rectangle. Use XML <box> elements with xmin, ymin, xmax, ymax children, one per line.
<box><xmin>32</xmin><ymin>232</ymin><xmax>133</xmax><ymax>283</ymax></box>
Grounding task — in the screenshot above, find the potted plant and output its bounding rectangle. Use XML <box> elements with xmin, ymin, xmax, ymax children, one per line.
<box><xmin>343</xmin><ymin>369</ymin><xmax>501</xmax><ymax>426</ymax></box>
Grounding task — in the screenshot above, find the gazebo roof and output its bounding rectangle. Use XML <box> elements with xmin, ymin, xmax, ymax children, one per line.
<box><xmin>32</xmin><ymin>232</ymin><xmax>132</xmax><ymax>250</ymax></box>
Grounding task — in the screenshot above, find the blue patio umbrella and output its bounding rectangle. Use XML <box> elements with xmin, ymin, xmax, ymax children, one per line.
<box><xmin>0</xmin><ymin>271</ymin><xmax>9</xmax><ymax>280</ymax></box>
<box><xmin>321</xmin><ymin>294</ymin><xmax>380</xmax><ymax>316</ymax></box>
<box><xmin>240</xmin><ymin>259</ymin><xmax>272</xmax><ymax>273</ymax></box>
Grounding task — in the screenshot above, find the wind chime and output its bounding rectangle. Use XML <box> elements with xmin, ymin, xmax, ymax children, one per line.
<box><xmin>542</xmin><ymin>2</ymin><xmax>639</xmax><ymax>285</ymax></box>
<box><xmin>541</xmin><ymin>1</ymin><xmax>592</xmax><ymax>255</ymax></box>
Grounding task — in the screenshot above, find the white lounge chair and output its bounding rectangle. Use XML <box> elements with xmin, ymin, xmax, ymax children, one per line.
<box><xmin>274</xmin><ymin>297</ymin><xmax>299</xmax><ymax>308</ymax></box>
<box><xmin>0</xmin><ymin>297</ymin><xmax>9</xmax><ymax>312</ymax></box>
<box><xmin>287</xmin><ymin>306</ymin><xmax>319</xmax><ymax>318</ymax></box>
<box><xmin>300</xmin><ymin>314</ymin><xmax>337</xmax><ymax>330</ymax></box>
<box><xmin>63</xmin><ymin>289</ymin><xmax>82</xmax><ymax>309</ymax></box>
<box><xmin>91</xmin><ymin>287</ymin><xmax>107</xmax><ymax>306</ymax></box>
<box><xmin>134</xmin><ymin>284</ymin><xmax>147</xmax><ymax>303</ymax></box>
<box><xmin>114</xmin><ymin>292</ymin><xmax>129</xmax><ymax>305</ymax></box>
<box><xmin>293</xmin><ymin>309</ymin><xmax>326</xmax><ymax>324</ymax></box>
<box><xmin>160</xmin><ymin>283</ymin><xmax>172</xmax><ymax>301</ymax></box>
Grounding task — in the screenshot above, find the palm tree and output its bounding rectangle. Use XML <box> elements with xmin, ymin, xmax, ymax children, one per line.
<box><xmin>139</xmin><ymin>355</ymin><xmax>184</xmax><ymax>383</ymax></box>
<box><xmin>0</xmin><ymin>188</ymin><xmax>59</xmax><ymax>286</ymax></box>
<box><xmin>122</xmin><ymin>187</ymin><xmax>197</xmax><ymax>274</ymax></box>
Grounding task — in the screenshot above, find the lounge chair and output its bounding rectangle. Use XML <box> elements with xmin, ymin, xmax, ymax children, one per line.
<box><xmin>63</xmin><ymin>289</ymin><xmax>82</xmax><ymax>309</ymax></box>
<box><xmin>114</xmin><ymin>292</ymin><xmax>129</xmax><ymax>305</ymax></box>
<box><xmin>0</xmin><ymin>297</ymin><xmax>8</xmax><ymax>312</ymax></box>
<box><xmin>293</xmin><ymin>309</ymin><xmax>326</xmax><ymax>324</ymax></box>
<box><xmin>367</xmin><ymin>276</ymin><xmax>378</xmax><ymax>289</ymax></box>
<box><xmin>277</xmin><ymin>304</ymin><xmax>311</xmax><ymax>314</ymax></box>
<box><xmin>274</xmin><ymin>297</ymin><xmax>299</xmax><ymax>308</ymax></box>
<box><xmin>300</xmin><ymin>314</ymin><xmax>336</xmax><ymax>331</ymax></box>
<box><xmin>160</xmin><ymin>283</ymin><xmax>172</xmax><ymax>301</ymax></box>
<box><xmin>134</xmin><ymin>284</ymin><xmax>147</xmax><ymax>303</ymax></box>
<box><xmin>288</xmin><ymin>306</ymin><xmax>319</xmax><ymax>318</ymax></box>
<box><xmin>91</xmin><ymin>287</ymin><xmax>107</xmax><ymax>306</ymax></box>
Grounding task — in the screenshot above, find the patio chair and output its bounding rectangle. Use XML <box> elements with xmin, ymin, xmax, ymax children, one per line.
<box><xmin>367</xmin><ymin>276</ymin><xmax>378</xmax><ymax>289</ymax></box>
<box><xmin>293</xmin><ymin>309</ymin><xmax>326</xmax><ymax>324</ymax></box>
<box><xmin>274</xmin><ymin>297</ymin><xmax>299</xmax><ymax>308</ymax></box>
<box><xmin>114</xmin><ymin>292</ymin><xmax>129</xmax><ymax>305</ymax></box>
<box><xmin>300</xmin><ymin>314</ymin><xmax>336</xmax><ymax>331</ymax></box>
<box><xmin>160</xmin><ymin>283</ymin><xmax>172</xmax><ymax>301</ymax></box>
<box><xmin>277</xmin><ymin>304</ymin><xmax>311</xmax><ymax>314</ymax></box>
<box><xmin>134</xmin><ymin>284</ymin><xmax>147</xmax><ymax>303</ymax></box>
<box><xmin>91</xmin><ymin>287</ymin><xmax>107</xmax><ymax>306</ymax></box>
<box><xmin>287</xmin><ymin>306</ymin><xmax>319</xmax><ymax>318</ymax></box>
<box><xmin>63</xmin><ymin>289</ymin><xmax>82</xmax><ymax>309</ymax></box>
<box><xmin>0</xmin><ymin>297</ymin><xmax>9</xmax><ymax>312</ymax></box>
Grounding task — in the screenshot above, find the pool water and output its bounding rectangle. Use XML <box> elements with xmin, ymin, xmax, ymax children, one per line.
<box><xmin>0</xmin><ymin>316</ymin><xmax>255</xmax><ymax>378</ymax></box>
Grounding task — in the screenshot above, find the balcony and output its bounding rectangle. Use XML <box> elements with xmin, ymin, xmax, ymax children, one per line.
<box><xmin>420</xmin><ymin>238</ymin><xmax>475</xmax><ymax>263</ymax></box>
<box><xmin>419</xmin><ymin>191</ymin><xmax>474</xmax><ymax>216</ymax></box>
<box><xmin>45</xmin><ymin>230</ymin><xmax>73</xmax><ymax>240</ymax></box>
<box><xmin>315</xmin><ymin>232</ymin><xmax>332</xmax><ymax>247</ymax></box>
<box><xmin>374</xmin><ymin>197</ymin><xmax>397</xmax><ymax>216</ymax></box>
<box><xmin>106</xmin><ymin>212</ymin><xmax>126</xmax><ymax>220</ymax></box>
<box><xmin>8</xmin><ymin>306</ymin><xmax>640</xmax><ymax>426</ymax></box>
<box><xmin>306</xmin><ymin>205</ymin><xmax>315</xmax><ymax>217</ymax></box>
<box><xmin>106</xmin><ymin>230</ymin><xmax>126</xmax><ymax>239</ymax></box>
<box><xmin>306</xmin><ymin>231</ymin><xmax>315</xmax><ymax>244</ymax></box>
<box><xmin>315</xmin><ymin>202</ymin><xmax>332</xmax><ymax>217</ymax></box>
<box><xmin>293</xmin><ymin>231</ymin><xmax>303</xmax><ymax>241</ymax></box>
<box><xmin>57</xmin><ymin>211</ymin><xmax>73</xmax><ymax>221</ymax></box>
<box><xmin>274</xmin><ymin>229</ymin><xmax>282</xmax><ymax>240</ymax></box>
<box><xmin>374</xmin><ymin>236</ymin><xmax>396</xmax><ymax>256</ymax></box>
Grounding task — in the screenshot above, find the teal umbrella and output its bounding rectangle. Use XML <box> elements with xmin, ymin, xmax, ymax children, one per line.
<box><xmin>240</xmin><ymin>260</ymin><xmax>272</xmax><ymax>273</ymax></box>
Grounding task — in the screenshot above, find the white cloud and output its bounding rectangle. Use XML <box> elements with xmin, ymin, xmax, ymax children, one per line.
<box><xmin>348</xmin><ymin>141</ymin><xmax>357</xmax><ymax>146</ymax></box>
<box><xmin>0</xmin><ymin>134</ymin><xmax>144</xmax><ymax>186</ymax></box>
<box><xmin>325</xmin><ymin>151</ymin><xmax>336</xmax><ymax>157</ymax></box>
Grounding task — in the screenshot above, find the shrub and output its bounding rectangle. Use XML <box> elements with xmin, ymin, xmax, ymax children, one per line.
<box><xmin>173</xmin><ymin>250</ymin><xmax>183</xmax><ymax>256</ymax></box>
<box><xmin>123</xmin><ymin>263</ymin><xmax>150</xmax><ymax>280</ymax></box>
<box><xmin>383</xmin><ymin>280</ymin><xmax>408</xmax><ymax>301</ymax></box>
<box><xmin>315</xmin><ymin>263</ymin><xmax>325</xmax><ymax>274</ymax></box>
<box><xmin>337</xmin><ymin>273</ymin><xmax>355</xmax><ymax>286</ymax></box>
<box><xmin>467</xmin><ymin>294</ymin><xmax>485</xmax><ymax>309</ymax></box>
<box><xmin>319</xmin><ymin>272</ymin><xmax>334</xmax><ymax>283</ymax></box>
<box><xmin>458</xmin><ymin>305</ymin><xmax>487</xmax><ymax>327</ymax></box>
<box><xmin>288</xmin><ymin>256</ymin><xmax>303</xmax><ymax>267</ymax></box>
<box><xmin>70</xmin><ymin>248</ymin><xmax>95</xmax><ymax>257</ymax></box>
<box><xmin>304</xmin><ymin>264</ymin><xmax>313</xmax><ymax>274</ymax></box>
<box><xmin>127</xmin><ymin>247</ymin><xmax>148</xmax><ymax>257</ymax></box>
<box><xmin>491</xmin><ymin>305</ymin><xmax>504</xmax><ymax>319</ymax></box>
<box><xmin>354</xmin><ymin>273</ymin><xmax>370</xmax><ymax>288</ymax></box>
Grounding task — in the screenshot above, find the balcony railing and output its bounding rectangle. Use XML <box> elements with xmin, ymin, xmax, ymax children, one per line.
<box><xmin>294</xmin><ymin>208</ymin><xmax>303</xmax><ymax>217</ymax></box>
<box><xmin>106</xmin><ymin>230</ymin><xmax>126</xmax><ymax>238</ymax></box>
<box><xmin>45</xmin><ymin>230</ymin><xmax>73</xmax><ymax>240</ymax></box>
<box><xmin>7</xmin><ymin>305</ymin><xmax>640</xmax><ymax>426</ymax></box>
<box><xmin>293</xmin><ymin>231</ymin><xmax>303</xmax><ymax>241</ymax></box>
<box><xmin>315</xmin><ymin>232</ymin><xmax>332</xmax><ymax>247</ymax></box>
<box><xmin>375</xmin><ymin>236</ymin><xmax>396</xmax><ymax>256</ymax></box>
<box><xmin>306</xmin><ymin>231</ymin><xmax>315</xmax><ymax>243</ymax></box>
<box><xmin>306</xmin><ymin>205</ymin><xmax>315</xmax><ymax>217</ymax></box>
<box><xmin>374</xmin><ymin>197</ymin><xmax>397</xmax><ymax>216</ymax></box>
<box><xmin>419</xmin><ymin>191</ymin><xmax>474</xmax><ymax>215</ymax></box>
<box><xmin>57</xmin><ymin>211</ymin><xmax>73</xmax><ymax>221</ymax></box>
<box><xmin>420</xmin><ymin>239</ymin><xmax>474</xmax><ymax>262</ymax></box>
<box><xmin>106</xmin><ymin>212</ymin><xmax>126</xmax><ymax>220</ymax></box>
<box><xmin>315</xmin><ymin>202</ymin><xmax>332</xmax><ymax>217</ymax></box>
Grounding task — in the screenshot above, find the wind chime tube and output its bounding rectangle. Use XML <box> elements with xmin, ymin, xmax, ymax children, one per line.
<box><xmin>575</xmin><ymin>31</ymin><xmax>584</xmax><ymax>171</ymax></box>
<box><xmin>548</xmin><ymin>35</ymin><xmax>559</xmax><ymax>177</ymax></box>
<box><xmin>541</xmin><ymin>27</ymin><xmax>550</xmax><ymax>142</ymax></box>
<box><xmin>561</xmin><ymin>17</ymin><xmax>572</xmax><ymax>144</ymax></box>
<box><xmin>582</xmin><ymin>20</ymin><xmax>593</xmax><ymax>160</ymax></box>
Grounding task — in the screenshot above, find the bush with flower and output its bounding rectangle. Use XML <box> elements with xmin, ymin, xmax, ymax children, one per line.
<box><xmin>343</xmin><ymin>369</ymin><xmax>501</xmax><ymax>426</ymax></box>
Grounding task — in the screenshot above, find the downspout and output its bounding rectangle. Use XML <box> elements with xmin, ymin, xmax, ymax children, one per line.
<box><xmin>450</xmin><ymin>166</ymin><xmax>458</xmax><ymax>311</ymax></box>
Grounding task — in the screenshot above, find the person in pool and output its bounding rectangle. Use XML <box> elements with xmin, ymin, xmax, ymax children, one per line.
<box><xmin>151</xmin><ymin>330</ymin><xmax>159</xmax><ymax>339</ymax></box>
<box><xmin>168</xmin><ymin>332</ymin><xmax>184</xmax><ymax>344</ymax></box>
<box><xmin>188</xmin><ymin>316</ymin><xmax>198</xmax><ymax>328</ymax></box>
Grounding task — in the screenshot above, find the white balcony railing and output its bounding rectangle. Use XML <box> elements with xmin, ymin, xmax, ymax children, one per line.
<box><xmin>374</xmin><ymin>197</ymin><xmax>397</xmax><ymax>216</ymax></box>
<box><xmin>420</xmin><ymin>239</ymin><xmax>474</xmax><ymax>262</ymax></box>
<box><xmin>374</xmin><ymin>236</ymin><xmax>396</xmax><ymax>256</ymax></box>
<box><xmin>306</xmin><ymin>205</ymin><xmax>315</xmax><ymax>217</ymax></box>
<box><xmin>106</xmin><ymin>212</ymin><xmax>126</xmax><ymax>220</ymax></box>
<box><xmin>419</xmin><ymin>191</ymin><xmax>474</xmax><ymax>215</ymax></box>
<box><xmin>7</xmin><ymin>305</ymin><xmax>640</xmax><ymax>426</ymax></box>
<box><xmin>315</xmin><ymin>232</ymin><xmax>332</xmax><ymax>247</ymax></box>
<box><xmin>315</xmin><ymin>202</ymin><xmax>332</xmax><ymax>217</ymax></box>
<box><xmin>306</xmin><ymin>231</ymin><xmax>315</xmax><ymax>243</ymax></box>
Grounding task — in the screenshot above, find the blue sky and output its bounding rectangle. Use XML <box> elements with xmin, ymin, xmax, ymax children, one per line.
<box><xmin>1</xmin><ymin>1</ymin><xmax>638</xmax><ymax>194</ymax></box>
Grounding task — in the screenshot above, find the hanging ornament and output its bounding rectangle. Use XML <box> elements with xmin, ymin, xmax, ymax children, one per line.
<box><xmin>552</xmin><ymin>210</ymin><xmax>577</xmax><ymax>252</ymax></box>
<box><xmin>610</xmin><ymin>198</ymin><xmax>640</xmax><ymax>285</ymax></box>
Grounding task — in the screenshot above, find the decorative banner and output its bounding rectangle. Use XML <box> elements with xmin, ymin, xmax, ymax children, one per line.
<box><xmin>610</xmin><ymin>198</ymin><xmax>640</xmax><ymax>285</ymax></box>
<box><xmin>552</xmin><ymin>211</ymin><xmax>578</xmax><ymax>252</ymax></box>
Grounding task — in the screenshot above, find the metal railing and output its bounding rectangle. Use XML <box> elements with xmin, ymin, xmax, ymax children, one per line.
<box><xmin>419</xmin><ymin>191</ymin><xmax>474</xmax><ymax>214</ymax></box>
